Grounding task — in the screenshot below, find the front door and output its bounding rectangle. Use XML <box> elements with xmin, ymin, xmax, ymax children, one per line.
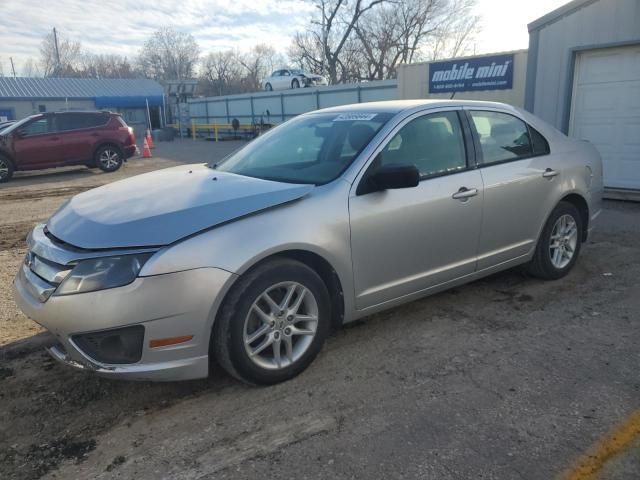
<box><xmin>349</xmin><ymin>110</ymin><xmax>483</xmax><ymax>310</ymax></box>
<box><xmin>12</xmin><ymin>116</ymin><xmax>64</xmax><ymax>168</ymax></box>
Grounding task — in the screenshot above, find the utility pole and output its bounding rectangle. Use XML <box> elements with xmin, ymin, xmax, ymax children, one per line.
<box><xmin>53</xmin><ymin>27</ymin><xmax>61</xmax><ymax>74</ymax></box>
<box><xmin>9</xmin><ymin>57</ymin><xmax>16</xmax><ymax>78</ymax></box>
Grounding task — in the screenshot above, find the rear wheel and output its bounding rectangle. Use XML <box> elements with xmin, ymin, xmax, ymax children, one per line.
<box><xmin>0</xmin><ymin>155</ymin><xmax>14</xmax><ymax>183</ymax></box>
<box><xmin>526</xmin><ymin>201</ymin><xmax>583</xmax><ymax>280</ymax></box>
<box><xmin>213</xmin><ymin>258</ymin><xmax>331</xmax><ymax>385</ymax></box>
<box><xmin>95</xmin><ymin>145</ymin><xmax>123</xmax><ymax>173</ymax></box>
<box><xmin>265</xmin><ymin>83</ymin><xmax>273</xmax><ymax>91</ymax></box>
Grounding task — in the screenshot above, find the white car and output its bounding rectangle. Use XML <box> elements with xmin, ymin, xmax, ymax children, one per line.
<box><xmin>262</xmin><ymin>69</ymin><xmax>328</xmax><ymax>91</ymax></box>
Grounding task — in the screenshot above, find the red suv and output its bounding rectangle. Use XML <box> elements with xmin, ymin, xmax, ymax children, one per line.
<box><xmin>0</xmin><ymin>111</ymin><xmax>137</xmax><ymax>183</ymax></box>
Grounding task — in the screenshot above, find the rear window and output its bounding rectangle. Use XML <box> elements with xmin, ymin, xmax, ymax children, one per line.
<box><xmin>470</xmin><ymin>111</ymin><xmax>532</xmax><ymax>164</ymax></box>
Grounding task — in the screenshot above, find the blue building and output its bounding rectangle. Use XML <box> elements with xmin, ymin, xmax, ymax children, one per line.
<box><xmin>0</xmin><ymin>77</ymin><xmax>165</xmax><ymax>131</ymax></box>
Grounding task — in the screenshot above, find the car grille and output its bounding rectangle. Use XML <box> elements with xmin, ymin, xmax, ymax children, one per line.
<box><xmin>23</xmin><ymin>251</ymin><xmax>72</xmax><ymax>302</ymax></box>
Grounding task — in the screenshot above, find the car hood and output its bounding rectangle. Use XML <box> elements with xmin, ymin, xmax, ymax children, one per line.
<box><xmin>47</xmin><ymin>164</ymin><xmax>314</xmax><ymax>249</ymax></box>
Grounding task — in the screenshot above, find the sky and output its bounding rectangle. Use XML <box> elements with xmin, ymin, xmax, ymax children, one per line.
<box><xmin>0</xmin><ymin>0</ymin><xmax>571</xmax><ymax>76</ymax></box>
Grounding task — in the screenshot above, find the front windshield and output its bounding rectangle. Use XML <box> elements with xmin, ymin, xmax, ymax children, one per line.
<box><xmin>1</xmin><ymin>116</ymin><xmax>37</xmax><ymax>135</ymax></box>
<box><xmin>290</xmin><ymin>69</ymin><xmax>303</xmax><ymax>75</ymax></box>
<box><xmin>214</xmin><ymin>112</ymin><xmax>393</xmax><ymax>185</ymax></box>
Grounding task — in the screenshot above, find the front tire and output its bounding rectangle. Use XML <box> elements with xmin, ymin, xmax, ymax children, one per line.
<box><xmin>291</xmin><ymin>79</ymin><xmax>300</xmax><ymax>89</ymax></box>
<box><xmin>95</xmin><ymin>145</ymin><xmax>123</xmax><ymax>173</ymax></box>
<box><xmin>526</xmin><ymin>201</ymin><xmax>583</xmax><ymax>280</ymax></box>
<box><xmin>0</xmin><ymin>155</ymin><xmax>14</xmax><ymax>183</ymax></box>
<box><xmin>213</xmin><ymin>258</ymin><xmax>331</xmax><ymax>385</ymax></box>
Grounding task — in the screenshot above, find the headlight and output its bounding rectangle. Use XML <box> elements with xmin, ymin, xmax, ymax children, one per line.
<box><xmin>55</xmin><ymin>254</ymin><xmax>152</xmax><ymax>296</ymax></box>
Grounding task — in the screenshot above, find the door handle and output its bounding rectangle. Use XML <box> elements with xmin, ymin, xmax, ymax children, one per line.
<box><xmin>90</xmin><ymin>132</ymin><xmax>100</xmax><ymax>137</ymax></box>
<box><xmin>452</xmin><ymin>187</ymin><xmax>478</xmax><ymax>200</ymax></box>
<box><xmin>48</xmin><ymin>136</ymin><xmax>60</xmax><ymax>141</ymax></box>
<box><xmin>542</xmin><ymin>168</ymin><xmax>559</xmax><ymax>178</ymax></box>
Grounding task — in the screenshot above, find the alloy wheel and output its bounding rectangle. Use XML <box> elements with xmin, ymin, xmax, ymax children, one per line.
<box><xmin>243</xmin><ymin>281</ymin><xmax>318</xmax><ymax>370</ymax></box>
<box><xmin>100</xmin><ymin>149</ymin><xmax>120</xmax><ymax>169</ymax></box>
<box><xmin>549</xmin><ymin>214</ymin><xmax>578</xmax><ymax>269</ymax></box>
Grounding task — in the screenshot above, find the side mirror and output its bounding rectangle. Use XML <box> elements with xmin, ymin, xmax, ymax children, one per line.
<box><xmin>14</xmin><ymin>129</ymin><xmax>26</xmax><ymax>138</ymax></box>
<box><xmin>361</xmin><ymin>164</ymin><xmax>420</xmax><ymax>194</ymax></box>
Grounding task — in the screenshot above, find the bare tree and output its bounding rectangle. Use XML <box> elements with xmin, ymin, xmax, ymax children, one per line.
<box><xmin>292</xmin><ymin>0</ymin><xmax>480</xmax><ymax>82</ymax></box>
<box><xmin>290</xmin><ymin>0</ymin><xmax>390</xmax><ymax>84</ymax></box>
<box><xmin>237</xmin><ymin>44</ymin><xmax>285</xmax><ymax>91</ymax></box>
<box><xmin>22</xmin><ymin>58</ymin><xmax>41</xmax><ymax>77</ymax></box>
<box><xmin>79</xmin><ymin>54</ymin><xmax>137</xmax><ymax>79</ymax></box>
<box><xmin>39</xmin><ymin>29</ymin><xmax>82</xmax><ymax>76</ymax></box>
<box><xmin>201</xmin><ymin>50</ymin><xmax>244</xmax><ymax>96</ymax></box>
<box><xmin>355</xmin><ymin>0</ymin><xmax>479</xmax><ymax>79</ymax></box>
<box><xmin>427</xmin><ymin>0</ymin><xmax>479</xmax><ymax>60</ymax></box>
<box><xmin>138</xmin><ymin>28</ymin><xmax>200</xmax><ymax>80</ymax></box>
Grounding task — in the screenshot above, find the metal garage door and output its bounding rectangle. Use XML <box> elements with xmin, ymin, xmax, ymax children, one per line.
<box><xmin>569</xmin><ymin>45</ymin><xmax>640</xmax><ymax>190</ymax></box>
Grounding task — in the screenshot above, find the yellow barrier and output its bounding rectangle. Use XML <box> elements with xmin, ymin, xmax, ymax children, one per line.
<box><xmin>190</xmin><ymin>122</ymin><xmax>255</xmax><ymax>142</ymax></box>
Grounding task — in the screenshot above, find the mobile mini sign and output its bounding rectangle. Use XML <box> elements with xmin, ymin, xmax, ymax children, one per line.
<box><xmin>428</xmin><ymin>54</ymin><xmax>514</xmax><ymax>93</ymax></box>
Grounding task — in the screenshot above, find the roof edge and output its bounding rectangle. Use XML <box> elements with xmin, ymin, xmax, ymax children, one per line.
<box><xmin>528</xmin><ymin>0</ymin><xmax>600</xmax><ymax>32</ymax></box>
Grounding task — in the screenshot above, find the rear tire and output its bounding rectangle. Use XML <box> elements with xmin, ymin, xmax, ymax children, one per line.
<box><xmin>213</xmin><ymin>258</ymin><xmax>331</xmax><ymax>385</ymax></box>
<box><xmin>526</xmin><ymin>201</ymin><xmax>583</xmax><ymax>280</ymax></box>
<box><xmin>0</xmin><ymin>155</ymin><xmax>14</xmax><ymax>183</ymax></box>
<box><xmin>95</xmin><ymin>145</ymin><xmax>123</xmax><ymax>173</ymax></box>
<box><xmin>265</xmin><ymin>83</ymin><xmax>273</xmax><ymax>91</ymax></box>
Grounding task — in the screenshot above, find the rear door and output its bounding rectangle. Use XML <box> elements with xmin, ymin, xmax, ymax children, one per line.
<box><xmin>57</xmin><ymin>113</ymin><xmax>110</xmax><ymax>164</ymax></box>
<box><xmin>465</xmin><ymin>109</ymin><xmax>561</xmax><ymax>270</ymax></box>
<box><xmin>12</xmin><ymin>116</ymin><xmax>64</xmax><ymax>168</ymax></box>
<box><xmin>349</xmin><ymin>109</ymin><xmax>484</xmax><ymax>310</ymax></box>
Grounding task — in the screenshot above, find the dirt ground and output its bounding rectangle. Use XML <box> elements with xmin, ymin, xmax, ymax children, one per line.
<box><xmin>1</xmin><ymin>142</ymin><xmax>639</xmax><ymax>479</ymax></box>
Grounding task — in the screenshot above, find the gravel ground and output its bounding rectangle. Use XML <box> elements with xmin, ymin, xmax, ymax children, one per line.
<box><xmin>0</xmin><ymin>142</ymin><xmax>638</xmax><ymax>479</ymax></box>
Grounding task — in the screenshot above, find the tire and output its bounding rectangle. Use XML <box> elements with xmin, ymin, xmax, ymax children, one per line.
<box><xmin>0</xmin><ymin>155</ymin><xmax>14</xmax><ymax>183</ymax></box>
<box><xmin>291</xmin><ymin>79</ymin><xmax>300</xmax><ymax>89</ymax></box>
<box><xmin>526</xmin><ymin>201</ymin><xmax>583</xmax><ymax>280</ymax></box>
<box><xmin>265</xmin><ymin>83</ymin><xmax>273</xmax><ymax>91</ymax></box>
<box><xmin>213</xmin><ymin>258</ymin><xmax>331</xmax><ymax>385</ymax></box>
<box><xmin>95</xmin><ymin>145</ymin><xmax>123</xmax><ymax>173</ymax></box>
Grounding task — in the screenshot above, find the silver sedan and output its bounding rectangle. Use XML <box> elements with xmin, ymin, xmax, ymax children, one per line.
<box><xmin>13</xmin><ymin>100</ymin><xmax>603</xmax><ymax>384</ymax></box>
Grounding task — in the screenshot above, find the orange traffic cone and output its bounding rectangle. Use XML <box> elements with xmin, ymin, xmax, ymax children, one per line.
<box><xmin>146</xmin><ymin>129</ymin><xmax>155</xmax><ymax>149</ymax></box>
<box><xmin>142</xmin><ymin>138</ymin><xmax>152</xmax><ymax>158</ymax></box>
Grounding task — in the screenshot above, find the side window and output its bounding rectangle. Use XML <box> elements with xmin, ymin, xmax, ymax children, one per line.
<box><xmin>378</xmin><ymin>111</ymin><xmax>467</xmax><ymax>177</ymax></box>
<box><xmin>21</xmin><ymin>118</ymin><xmax>51</xmax><ymax>136</ymax></box>
<box><xmin>282</xmin><ymin>70</ymin><xmax>291</xmax><ymax>76</ymax></box>
<box><xmin>58</xmin><ymin>114</ymin><xmax>109</xmax><ymax>131</ymax></box>
<box><xmin>530</xmin><ymin>126</ymin><xmax>550</xmax><ymax>155</ymax></box>
<box><xmin>469</xmin><ymin>111</ymin><xmax>532</xmax><ymax>164</ymax></box>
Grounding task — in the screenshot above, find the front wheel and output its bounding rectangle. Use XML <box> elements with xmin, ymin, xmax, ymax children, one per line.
<box><xmin>95</xmin><ymin>145</ymin><xmax>123</xmax><ymax>173</ymax></box>
<box><xmin>213</xmin><ymin>258</ymin><xmax>331</xmax><ymax>385</ymax></box>
<box><xmin>291</xmin><ymin>79</ymin><xmax>300</xmax><ymax>89</ymax></box>
<box><xmin>0</xmin><ymin>155</ymin><xmax>14</xmax><ymax>183</ymax></box>
<box><xmin>526</xmin><ymin>201</ymin><xmax>583</xmax><ymax>280</ymax></box>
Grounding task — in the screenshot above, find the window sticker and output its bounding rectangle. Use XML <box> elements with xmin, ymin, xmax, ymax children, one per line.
<box><xmin>333</xmin><ymin>113</ymin><xmax>377</xmax><ymax>122</ymax></box>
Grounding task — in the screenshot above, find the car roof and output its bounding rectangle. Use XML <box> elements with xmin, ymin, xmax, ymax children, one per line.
<box><xmin>311</xmin><ymin>99</ymin><xmax>521</xmax><ymax>115</ymax></box>
<box><xmin>47</xmin><ymin>110</ymin><xmax>115</xmax><ymax>115</ymax></box>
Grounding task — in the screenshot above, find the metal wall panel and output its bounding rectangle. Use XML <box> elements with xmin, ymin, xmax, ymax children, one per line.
<box><xmin>187</xmin><ymin>80</ymin><xmax>397</xmax><ymax>130</ymax></box>
<box><xmin>529</xmin><ymin>0</ymin><xmax>640</xmax><ymax>130</ymax></box>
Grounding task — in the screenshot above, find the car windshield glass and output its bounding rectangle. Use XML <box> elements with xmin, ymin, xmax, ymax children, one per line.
<box><xmin>1</xmin><ymin>116</ymin><xmax>38</xmax><ymax>134</ymax></box>
<box><xmin>213</xmin><ymin>112</ymin><xmax>394</xmax><ymax>185</ymax></box>
<box><xmin>290</xmin><ymin>69</ymin><xmax>303</xmax><ymax>75</ymax></box>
